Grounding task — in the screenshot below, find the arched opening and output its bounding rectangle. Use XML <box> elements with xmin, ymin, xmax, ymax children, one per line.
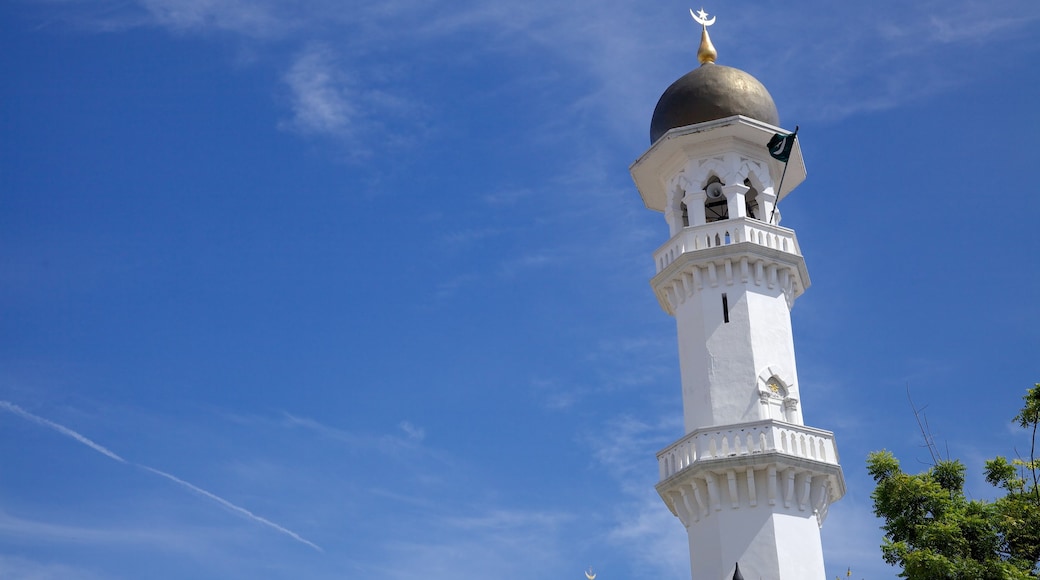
<box><xmin>703</xmin><ymin>176</ymin><xmax>728</xmax><ymax>223</ymax></box>
<box><xmin>744</xmin><ymin>178</ymin><xmax>760</xmax><ymax>220</ymax></box>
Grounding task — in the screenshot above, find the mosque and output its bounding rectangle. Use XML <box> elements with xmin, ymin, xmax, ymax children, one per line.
<box><xmin>628</xmin><ymin>10</ymin><xmax>846</xmax><ymax>580</ymax></box>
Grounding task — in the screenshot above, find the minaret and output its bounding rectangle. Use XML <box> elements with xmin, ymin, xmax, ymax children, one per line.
<box><xmin>629</xmin><ymin>11</ymin><xmax>845</xmax><ymax>580</ymax></box>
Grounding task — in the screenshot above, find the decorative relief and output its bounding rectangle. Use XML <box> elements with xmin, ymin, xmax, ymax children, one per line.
<box><xmin>658</xmin><ymin>465</ymin><xmax>839</xmax><ymax>524</ymax></box>
<box><xmin>757</xmin><ymin>373</ymin><xmax>790</xmax><ymax>401</ymax></box>
<box><xmin>766</xmin><ymin>377</ymin><xmax>786</xmax><ymax>398</ymax></box>
<box><xmin>655</xmin><ymin>260</ymin><xmax>803</xmax><ymax>316</ymax></box>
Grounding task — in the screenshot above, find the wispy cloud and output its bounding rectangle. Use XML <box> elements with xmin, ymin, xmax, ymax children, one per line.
<box><xmin>281</xmin><ymin>46</ymin><xmax>357</xmax><ymax>137</ymax></box>
<box><xmin>139</xmin><ymin>466</ymin><xmax>323</xmax><ymax>552</ymax></box>
<box><xmin>0</xmin><ymin>401</ymin><xmax>322</xmax><ymax>552</ymax></box>
<box><xmin>529</xmin><ymin>337</ymin><xmax>676</xmax><ymax>411</ymax></box>
<box><xmin>440</xmin><ymin>227</ymin><xmax>506</xmax><ymax>245</ymax></box>
<box><xmin>482</xmin><ymin>188</ymin><xmax>532</xmax><ymax>206</ymax></box>
<box><xmin>0</xmin><ymin>508</ymin><xmax>230</xmax><ymax>555</ymax></box>
<box><xmin>749</xmin><ymin>0</ymin><xmax>1040</xmax><ymax>120</ymax></box>
<box><xmin>585</xmin><ymin>412</ymin><xmax>687</xmax><ymax>578</ymax></box>
<box><xmin>606</xmin><ymin>493</ymin><xmax>688</xmax><ymax>578</ymax></box>
<box><xmin>373</xmin><ymin>507</ymin><xmax>573</xmax><ymax>580</ymax></box>
<box><xmin>397</xmin><ymin>421</ymin><xmax>425</xmax><ymax>442</ymax></box>
<box><xmin>137</xmin><ymin>0</ymin><xmax>294</xmax><ymax>38</ymax></box>
<box><xmin>0</xmin><ymin>554</ymin><xmax>107</xmax><ymax>580</ymax></box>
<box><xmin>24</xmin><ymin>0</ymin><xmax>1040</xmax><ymax>143</ymax></box>
<box><xmin>281</xmin><ymin>412</ymin><xmax>424</xmax><ymax>454</ymax></box>
<box><xmin>0</xmin><ymin>401</ymin><xmax>126</xmax><ymax>463</ymax></box>
<box><xmin>434</xmin><ymin>273</ymin><xmax>479</xmax><ymax>299</ymax></box>
<box><xmin>590</xmin><ymin>415</ymin><xmax>676</xmax><ymax>490</ymax></box>
<box><xmin>530</xmin><ymin>377</ymin><xmax>582</xmax><ymax>411</ymax></box>
<box><xmin>443</xmin><ymin>508</ymin><xmax>571</xmax><ymax>532</ymax></box>
<box><xmin>277</xmin><ymin>43</ymin><xmax>425</xmax><ymax>153</ymax></box>
<box><xmin>496</xmin><ymin>251</ymin><xmax>558</xmax><ymax>278</ymax></box>
<box><xmin>281</xmin><ymin>412</ymin><xmax>366</xmax><ymax>446</ymax></box>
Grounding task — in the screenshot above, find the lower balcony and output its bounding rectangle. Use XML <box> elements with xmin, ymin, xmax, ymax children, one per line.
<box><xmin>657</xmin><ymin>419</ymin><xmax>840</xmax><ymax>482</ymax></box>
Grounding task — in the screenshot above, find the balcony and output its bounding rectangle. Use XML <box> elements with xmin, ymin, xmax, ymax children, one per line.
<box><xmin>657</xmin><ymin>420</ymin><xmax>840</xmax><ymax>482</ymax></box>
<box><xmin>654</xmin><ymin>218</ymin><xmax>800</xmax><ymax>274</ymax></box>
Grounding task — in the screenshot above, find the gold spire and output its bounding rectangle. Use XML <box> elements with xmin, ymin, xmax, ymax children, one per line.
<box><xmin>690</xmin><ymin>8</ymin><xmax>717</xmax><ymax>65</ymax></box>
<box><xmin>697</xmin><ymin>25</ymin><xmax>717</xmax><ymax>64</ymax></box>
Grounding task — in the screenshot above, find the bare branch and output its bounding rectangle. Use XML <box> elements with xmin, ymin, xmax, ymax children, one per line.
<box><xmin>907</xmin><ymin>383</ymin><xmax>941</xmax><ymax>465</ymax></box>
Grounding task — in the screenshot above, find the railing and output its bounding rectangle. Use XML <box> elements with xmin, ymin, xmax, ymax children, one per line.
<box><xmin>657</xmin><ymin>420</ymin><xmax>839</xmax><ymax>481</ymax></box>
<box><xmin>654</xmin><ymin>218</ymin><xmax>800</xmax><ymax>274</ymax></box>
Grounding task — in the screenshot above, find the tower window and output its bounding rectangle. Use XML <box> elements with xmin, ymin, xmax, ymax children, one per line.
<box><xmin>722</xmin><ymin>293</ymin><xmax>730</xmax><ymax>323</ymax></box>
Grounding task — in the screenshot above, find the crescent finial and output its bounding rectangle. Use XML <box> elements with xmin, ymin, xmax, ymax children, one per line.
<box><xmin>690</xmin><ymin>8</ymin><xmax>718</xmax><ymax>64</ymax></box>
<box><xmin>690</xmin><ymin>8</ymin><xmax>716</xmax><ymax>27</ymax></box>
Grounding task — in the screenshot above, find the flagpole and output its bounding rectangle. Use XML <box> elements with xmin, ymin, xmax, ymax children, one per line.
<box><xmin>769</xmin><ymin>125</ymin><xmax>798</xmax><ymax>224</ymax></box>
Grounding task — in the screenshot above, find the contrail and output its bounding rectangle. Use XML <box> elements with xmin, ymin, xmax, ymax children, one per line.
<box><xmin>139</xmin><ymin>466</ymin><xmax>323</xmax><ymax>552</ymax></box>
<box><xmin>0</xmin><ymin>401</ymin><xmax>127</xmax><ymax>463</ymax></box>
<box><xmin>0</xmin><ymin>400</ymin><xmax>323</xmax><ymax>552</ymax></box>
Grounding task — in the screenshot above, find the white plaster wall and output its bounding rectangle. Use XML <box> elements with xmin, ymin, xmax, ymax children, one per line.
<box><xmin>674</xmin><ymin>277</ymin><xmax>801</xmax><ymax>433</ymax></box>
<box><xmin>675</xmin><ymin>279</ymin><xmax>724</xmax><ymax>432</ymax></box>
<box><xmin>745</xmin><ymin>288</ymin><xmax>803</xmax><ymax>423</ymax></box>
<box><xmin>688</xmin><ymin>510</ymin><xmax>827</xmax><ymax>580</ymax></box>
<box><xmin>684</xmin><ymin>469</ymin><xmax>827</xmax><ymax>580</ymax></box>
<box><xmin>688</xmin><ymin>510</ymin><xmax>776</xmax><ymax>580</ymax></box>
<box><xmin>773</xmin><ymin>512</ymin><xmax>826</xmax><ymax>579</ymax></box>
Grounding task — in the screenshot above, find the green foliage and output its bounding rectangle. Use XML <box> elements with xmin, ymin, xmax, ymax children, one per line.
<box><xmin>868</xmin><ymin>384</ymin><xmax>1040</xmax><ymax>579</ymax></box>
<box><xmin>1015</xmin><ymin>384</ymin><xmax>1040</xmax><ymax>430</ymax></box>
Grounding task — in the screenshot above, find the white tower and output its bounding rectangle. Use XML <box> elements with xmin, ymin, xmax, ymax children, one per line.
<box><xmin>629</xmin><ymin>12</ymin><xmax>845</xmax><ymax>580</ymax></box>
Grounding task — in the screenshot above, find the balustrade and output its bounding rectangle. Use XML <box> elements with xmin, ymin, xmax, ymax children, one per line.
<box><xmin>654</xmin><ymin>218</ymin><xmax>800</xmax><ymax>273</ymax></box>
<box><xmin>657</xmin><ymin>420</ymin><xmax>839</xmax><ymax>481</ymax></box>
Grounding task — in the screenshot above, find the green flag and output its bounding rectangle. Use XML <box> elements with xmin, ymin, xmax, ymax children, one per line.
<box><xmin>766</xmin><ymin>125</ymin><xmax>799</xmax><ymax>224</ymax></box>
<box><xmin>767</xmin><ymin>128</ymin><xmax>798</xmax><ymax>162</ymax></box>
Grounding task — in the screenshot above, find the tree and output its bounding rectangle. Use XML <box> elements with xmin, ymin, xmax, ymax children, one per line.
<box><xmin>867</xmin><ymin>384</ymin><xmax>1040</xmax><ymax>579</ymax></box>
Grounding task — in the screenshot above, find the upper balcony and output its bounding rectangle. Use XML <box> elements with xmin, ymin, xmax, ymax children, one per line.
<box><xmin>654</xmin><ymin>217</ymin><xmax>800</xmax><ymax>275</ymax></box>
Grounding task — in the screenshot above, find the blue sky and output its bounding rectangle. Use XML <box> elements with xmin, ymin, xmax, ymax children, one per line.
<box><xmin>2</xmin><ymin>0</ymin><xmax>1039</xmax><ymax>578</ymax></box>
